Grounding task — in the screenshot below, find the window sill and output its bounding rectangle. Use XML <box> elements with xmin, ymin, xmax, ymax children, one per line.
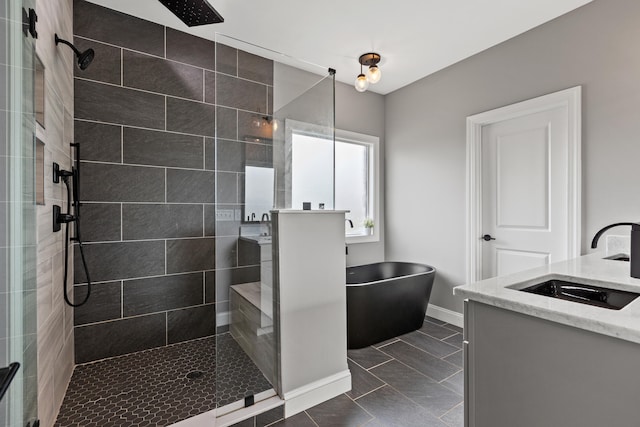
<box><xmin>346</xmin><ymin>233</ymin><xmax>379</xmax><ymax>245</ymax></box>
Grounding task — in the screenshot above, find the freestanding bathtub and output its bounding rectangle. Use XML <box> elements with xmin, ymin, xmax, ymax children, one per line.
<box><xmin>346</xmin><ymin>262</ymin><xmax>436</xmax><ymax>349</ymax></box>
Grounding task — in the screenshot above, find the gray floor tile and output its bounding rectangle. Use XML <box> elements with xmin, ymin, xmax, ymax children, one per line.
<box><xmin>372</xmin><ymin>337</ymin><xmax>400</xmax><ymax>349</ymax></box>
<box><xmin>419</xmin><ymin>321</ymin><xmax>458</xmax><ymax>340</ymax></box>
<box><xmin>348</xmin><ymin>346</ymin><xmax>392</xmax><ymax>370</ymax></box>
<box><xmin>370</xmin><ymin>360</ymin><xmax>462</xmax><ymax>417</ymax></box>
<box><xmin>441</xmin><ymin>403</ymin><xmax>464</xmax><ymax>427</ymax></box>
<box><xmin>443</xmin><ymin>371</ymin><xmax>464</xmax><ymax>396</ymax></box>
<box><xmin>306</xmin><ymin>394</ymin><xmax>372</xmax><ymax>426</ymax></box>
<box><xmin>443</xmin><ymin>350</ymin><xmax>463</xmax><ymax>368</ymax></box>
<box><xmin>347</xmin><ymin>360</ymin><xmax>384</xmax><ymax>400</ymax></box>
<box><xmin>425</xmin><ymin>316</ymin><xmax>446</xmax><ymax>326</ymax></box>
<box><xmin>268</xmin><ymin>411</ymin><xmax>317</xmax><ymax>426</ymax></box>
<box><xmin>356</xmin><ymin>386</ymin><xmax>447</xmax><ymax>427</ymax></box>
<box><xmin>400</xmin><ymin>331</ymin><xmax>459</xmax><ymax>358</ymax></box>
<box><xmin>379</xmin><ymin>341</ymin><xmax>460</xmax><ymax>382</ymax></box>
<box><xmin>443</xmin><ymin>324</ymin><xmax>463</xmax><ymax>334</ymax></box>
<box><xmin>443</xmin><ymin>333</ymin><xmax>463</xmax><ymax>348</ymax></box>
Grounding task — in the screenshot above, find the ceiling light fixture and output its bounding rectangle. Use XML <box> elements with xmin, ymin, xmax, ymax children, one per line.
<box><xmin>355</xmin><ymin>52</ymin><xmax>381</xmax><ymax>92</ymax></box>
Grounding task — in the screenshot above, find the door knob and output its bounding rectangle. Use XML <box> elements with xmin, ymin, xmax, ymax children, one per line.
<box><xmin>482</xmin><ymin>234</ymin><xmax>496</xmax><ymax>241</ymax></box>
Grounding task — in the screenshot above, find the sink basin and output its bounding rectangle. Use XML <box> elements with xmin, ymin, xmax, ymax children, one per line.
<box><xmin>520</xmin><ymin>279</ymin><xmax>640</xmax><ymax>310</ymax></box>
<box><xmin>604</xmin><ymin>254</ymin><xmax>630</xmax><ymax>262</ymax></box>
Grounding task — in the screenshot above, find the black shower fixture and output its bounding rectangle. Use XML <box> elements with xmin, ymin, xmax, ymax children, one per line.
<box><xmin>158</xmin><ymin>0</ymin><xmax>224</xmax><ymax>27</ymax></box>
<box><xmin>54</xmin><ymin>34</ymin><xmax>95</xmax><ymax>70</ymax></box>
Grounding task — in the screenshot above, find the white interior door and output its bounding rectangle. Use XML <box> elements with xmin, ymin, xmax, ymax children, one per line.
<box><xmin>481</xmin><ymin>107</ymin><xmax>569</xmax><ymax>279</ymax></box>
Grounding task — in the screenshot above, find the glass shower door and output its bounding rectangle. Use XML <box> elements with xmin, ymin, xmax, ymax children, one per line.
<box><xmin>214</xmin><ymin>32</ymin><xmax>335</xmax><ymax>414</ymax></box>
<box><xmin>1</xmin><ymin>0</ymin><xmax>38</xmax><ymax>426</ymax></box>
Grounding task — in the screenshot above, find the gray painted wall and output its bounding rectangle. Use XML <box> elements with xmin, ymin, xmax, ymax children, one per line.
<box><xmin>274</xmin><ymin>64</ymin><xmax>386</xmax><ymax>266</ymax></box>
<box><xmin>385</xmin><ymin>0</ymin><xmax>640</xmax><ymax>313</ymax></box>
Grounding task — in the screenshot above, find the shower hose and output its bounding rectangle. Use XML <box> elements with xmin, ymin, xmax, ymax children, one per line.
<box><xmin>61</xmin><ymin>170</ymin><xmax>92</xmax><ymax>307</ymax></box>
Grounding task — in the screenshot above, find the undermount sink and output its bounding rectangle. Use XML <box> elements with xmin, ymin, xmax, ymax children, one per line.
<box><xmin>519</xmin><ymin>279</ymin><xmax>640</xmax><ymax>310</ymax></box>
<box><xmin>604</xmin><ymin>253</ymin><xmax>630</xmax><ymax>262</ymax></box>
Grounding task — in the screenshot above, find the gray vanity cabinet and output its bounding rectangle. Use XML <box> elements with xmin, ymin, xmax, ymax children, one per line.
<box><xmin>463</xmin><ymin>300</ymin><xmax>640</xmax><ymax>427</ymax></box>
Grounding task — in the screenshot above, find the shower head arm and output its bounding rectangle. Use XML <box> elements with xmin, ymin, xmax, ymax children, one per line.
<box><xmin>54</xmin><ymin>34</ymin><xmax>82</xmax><ymax>57</ymax></box>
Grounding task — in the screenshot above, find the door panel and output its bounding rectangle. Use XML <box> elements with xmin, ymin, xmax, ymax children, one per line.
<box><xmin>482</xmin><ymin>107</ymin><xmax>568</xmax><ymax>279</ymax></box>
<box><xmin>496</xmin><ymin>127</ymin><xmax>549</xmax><ymax>229</ymax></box>
<box><xmin>495</xmin><ymin>249</ymin><xmax>549</xmax><ymax>277</ymax></box>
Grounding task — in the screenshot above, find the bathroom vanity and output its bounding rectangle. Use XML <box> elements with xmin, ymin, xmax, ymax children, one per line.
<box><xmin>454</xmin><ymin>253</ymin><xmax>640</xmax><ymax>427</ymax></box>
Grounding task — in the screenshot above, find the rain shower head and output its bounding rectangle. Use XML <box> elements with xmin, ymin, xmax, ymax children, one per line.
<box><xmin>158</xmin><ymin>0</ymin><xmax>224</xmax><ymax>27</ymax></box>
<box><xmin>55</xmin><ymin>34</ymin><xmax>95</xmax><ymax>71</ymax></box>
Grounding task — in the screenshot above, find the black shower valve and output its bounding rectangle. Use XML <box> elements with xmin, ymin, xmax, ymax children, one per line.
<box><xmin>53</xmin><ymin>205</ymin><xmax>76</xmax><ymax>232</ymax></box>
<box><xmin>53</xmin><ymin>162</ymin><xmax>74</xmax><ymax>183</ymax></box>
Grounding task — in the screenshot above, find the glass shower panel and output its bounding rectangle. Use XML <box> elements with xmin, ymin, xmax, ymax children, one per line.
<box><xmin>214</xmin><ymin>33</ymin><xmax>334</xmax><ymax>411</ymax></box>
<box><xmin>273</xmin><ymin>72</ymin><xmax>335</xmax><ymax>211</ymax></box>
<box><xmin>1</xmin><ymin>0</ymin><xmax>38</xmax><ymax>426</ymax></box>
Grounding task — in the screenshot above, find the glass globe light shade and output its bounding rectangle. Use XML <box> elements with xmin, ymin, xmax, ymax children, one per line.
<box><xmin>354</xmin><ymin>73</ymin><xmax>369</xmax><ymax>92</ymax></box>
<box><xmin>367</xmin><ymin>65</ymin><xmax>381</xmax><ymax>84</ymax></box>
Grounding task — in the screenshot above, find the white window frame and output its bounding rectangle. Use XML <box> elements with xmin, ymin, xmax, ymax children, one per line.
<box><xmin>336</xmin><ymin>129</ymin><xmax>379</xmax><ymax>244</ymax></box>
<box><xmin>285</xmin><ymin>120</ymin><xmax>380</xmax><ymax>244</ymax></box>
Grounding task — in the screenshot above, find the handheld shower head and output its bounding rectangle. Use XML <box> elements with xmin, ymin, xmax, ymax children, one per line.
<box><xmin>55</xmin><ymin>34</ymin><xmax>95</xmax><ymax>70</ymax></box>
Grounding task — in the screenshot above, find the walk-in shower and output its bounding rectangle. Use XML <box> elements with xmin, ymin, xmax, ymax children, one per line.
<box><xmin>53</xmin><ymin>1</ymin><xmax>336</xmax><ymax>425</ymax></box>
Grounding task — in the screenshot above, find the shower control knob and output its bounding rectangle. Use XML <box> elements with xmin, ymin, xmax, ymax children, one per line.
<box><xmin>482</xmin><ymin>234</ymin><xmax>496</xmax><ymax>241</ymax></box>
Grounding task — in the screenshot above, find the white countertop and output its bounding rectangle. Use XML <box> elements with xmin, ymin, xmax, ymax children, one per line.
<box><xmin>453</xmin><ymin>252</ymin><xmax>640</xmax><ymax>344</ymax></box>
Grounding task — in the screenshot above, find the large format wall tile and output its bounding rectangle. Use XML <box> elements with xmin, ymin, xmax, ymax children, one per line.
<box><xmin>166</xmin><ymin>97</ymin><xmax>215</xmax><ymax>137</ymax></box>
<box><xmin>217</xmin><ymin>73</ymin><xmax>268</xmax><ymax>114</ymax></box>
<box><xmin>166</xmin><ymin>169</ymin><xmax>215</xmax><ymax>203</ymax></box>
<box><xmin>80</xmin><ymin>162</ymin><xmax>165</xmax><ymax>202</ymax></box>
<box><xmin>165</xmin><ymin>28</ymin><xmax>215</xmax><ymax>70</ymax></box>
<box><xmin>238</xmin><ymin>50</ymin><xmax>274</xmax><ymax>85</ymax></box>
<box><xmin>123</xmin><ymin>273</ymin><xmax>203</xmax><ymax>316</ymax></box>
<box><xmin>74</xmin><ymin>120</ymin><xmax>121</xmax><ymax>163</ymax></box>
<box><xmin>216</xmin><ymin>107</ymin><xmax>237</xmax><ymax>140</ymax></box>
<box><xmin>122</xmin><ymin>204</ymin><xmax>203</xmax><ymax>240</ymax></box>
<box><xmin>123</xmin><ymin>127</ymin><xmax>204</xmax><ymax>169</ymax></box>
<box><xmin>74</xmin><ymin>37</ymin><xmax>121</xmax><ymax>85</ymax></box>
<box><xmin>75</xmin><ymin>79</ymin><xmax>165</xmax><ymax>129</ymax></box>
<box><xmin>74</xmin><ymin>240</ymin><xmax>165</xmax><ymax>283</ymax></box>
<box><xmin>74</xmin><ymin>313</ymin><xmax>166</xmax><ymax>363</ymax></box>
<box><xmin>123</xmin><ymin>50</ymin><xmax>204</xmax><ymax>101</ymax></box>
<box><xmin>73</xmin><ymin>281</ymin><xmax>122</xmax><ymax>325</ymax></box>
<box><xmin>166</xmin><ymin>238</ymin><xmax>215</xmax><ymax>273</ymax></box>
<box><xmin>167</xmin><ymin>304</ymin><xmax>216</xmax><ymax>344</ymax></box>
<box><xmin>78</xmin><ymin>203</ymin><xmax>121</xmax><ymax>242</ymax></box>
<box><xmin>216</xmin><ymin>43</ymin><xmax>237</xmax><ymax>76</ymax></box>
<box><xmin>74</xmin><ymin>0</ymin><xmax>165</xmax><ymax>57</ymax></box>
<box><xmin>216</xmin><ymin>172</ymin><xmax>239</xmax><ymax>204</ymax></box>
<box><xmin>216</xmin><ymin>139</ymin><xmax>245</xmax><ymax>172</ymax></box>
<box><xmin>204</xmin><ymin>71</ymin><xmax>215</xmax><ymax>104</ymax></box>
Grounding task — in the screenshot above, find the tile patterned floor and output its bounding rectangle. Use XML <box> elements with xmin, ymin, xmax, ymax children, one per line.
<box><xmin>258</xmin><ymin>317</ymin><xmax>464</xmax><ymax>427</ymax></box>
<box><xmin>55</xmin><ymin>334</ymin><xmax>272</xmax><ymax>426</ymax></box>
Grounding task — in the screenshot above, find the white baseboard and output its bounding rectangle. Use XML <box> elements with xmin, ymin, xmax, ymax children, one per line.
<box><xmin>426</xmin><ymin>304</ymin><xmax>463</xmax><ymax>328</ymax></box>
<box><xmin>283</xmin><ymin>370</ymin><xmax>351</xmax><ymax>418</ymax></box>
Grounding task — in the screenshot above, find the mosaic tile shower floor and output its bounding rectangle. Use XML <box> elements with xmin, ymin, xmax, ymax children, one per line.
<box><xmin>55</xmin><ymin>334</ymin><xmax>273</xmax><ymax>426</ymax></box>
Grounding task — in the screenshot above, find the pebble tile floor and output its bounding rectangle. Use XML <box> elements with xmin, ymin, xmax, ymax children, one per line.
<box><xmin>246</xmin><ymin>316</ymin><xmax>464</xmax><ymax>427</ymax></box>
<box><xmin>55</xmin><ymin>333</ymin><xmax>272</xmax><ymax>426</ymax></box>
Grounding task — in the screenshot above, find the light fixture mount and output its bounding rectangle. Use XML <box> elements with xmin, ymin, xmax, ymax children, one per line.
<box><xmin>359</xmin><ymin>53</ymin><xmax>381</xmax><ymax>67</ymax></box>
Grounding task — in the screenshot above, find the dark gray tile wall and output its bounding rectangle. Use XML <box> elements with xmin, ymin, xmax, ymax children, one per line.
<box><xmin>73</xmin><ymin>0</ymin><xmax>273</xmax><ymax>363</ymax></box>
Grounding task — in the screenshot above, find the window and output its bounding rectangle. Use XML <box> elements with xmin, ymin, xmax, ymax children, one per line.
<box><xmin>288</xmin><ymin>121</ymin><xmax>379</xmax><ymax>243</ymax></box>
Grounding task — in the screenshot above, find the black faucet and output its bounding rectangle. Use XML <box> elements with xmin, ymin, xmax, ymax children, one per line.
<box><xmin>261</xmin><ymin>213</ymin><xmax>269</xmax><ymax>222</ymax></box>
<box><xmin>345</xmin><ymin>219</ymin><xmax>353</xmax><ymax>228</ymax></box>
<box><xmin>592</xmin><ymin>222</ymin><xmax>640</xmax><ymax>279</ymax></box>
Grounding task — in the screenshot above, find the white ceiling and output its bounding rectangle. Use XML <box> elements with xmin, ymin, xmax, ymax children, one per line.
<box><xmin>87</xmin><ymin>0</ymin><xmax>592</xmax><ymax>94</ymax></box>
